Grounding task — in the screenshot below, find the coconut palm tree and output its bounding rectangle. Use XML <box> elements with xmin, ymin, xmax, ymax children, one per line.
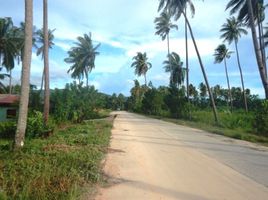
<box><xmin>226</xmin><ymin>0</ymin><xmax>268</xmax><ymax>99</ymax></box>
<box><xmin>214</xmin><ymin>44</ymin><xmax>233</xmax><ymax>111</ymax></box>
<box><xmin>220</xmin><ymin>17</ymin><xmax>248</xmax><ymax>112</ymax></box>
<box><xmin>43</xmin><ymin>0</ymin><xmax>50</xmax><ymax>125</ymax></box>
<box><xmin>65</xmin><ymin>33</ymin><xmax>100</xmax><ymax>87</ymax></box>
<box><xmin>154</xmin><ymin>11</ymin><xmax>178</xmax><ymax>58</ymax></box>
<box><xmin>15</xmin><ymin>0</ymin><xmax>33</xmax><ymax>149</ymax></box>
<box><xmin>36</xmin><ymin>28</ymin><xmax>55</xmax><ymax>93</ymax></box>
<box><xmin>184</xmin><ymin>1</ymin><xmax>195</xmax><ymax>102</ymax></box>
<box><xmin>131</xmin><ymin>52</ymin><xmax>152</xmax><ymax>86</ymax></box>
<box><xmin>0</xmin><ymin>18</ymin><xmax>23</xmax><ymax>94</ymax></box>
<box><xmin>163</xmin><ymin>52</ymin><xmax>186</xmax><ymax>88</ymax></box>
<box><xmin>158</xmin><ymin>0</ymin><xmax>219</xmax><ymax>122</ymax></box>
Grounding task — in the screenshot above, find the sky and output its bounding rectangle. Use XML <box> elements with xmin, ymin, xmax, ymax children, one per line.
<box><xmin>1</xmin><ymin>0</ymin><xmax>268</xmax><ymax>97</ymax></box>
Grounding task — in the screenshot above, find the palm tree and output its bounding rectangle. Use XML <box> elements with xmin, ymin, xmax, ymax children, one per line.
<box><xmin>0</xmin><ymin>18</ymin><xmax>23</xmax><ymax>94</ymax></box>
<box><xmin>131</xmin><ymin>52</ymin><xmax>152</xmax><ymax>86</ymax></box>
<box><xmin>220</xmin><ymin>17</ymin><xmax>248</xmax><ymax>112</ymax></box>
<box><xmin>226</xmin><ymin>0</ymin><xmax>268</xmax><ymax>99</ymax></box>
<box><xmin>15</xmin><ymin>0</ymin><xmax>33</xmax><ymax>149</ymax></box>
<box><xmin>154</xmin><ymin>11</ymin><xmax>178</xmax><ymax>58</ymax></box>
<box><xmin>158</xmin><ymin>0</ymin><xmax>219</xmax><ymax>122</ymax></box>
<box><xmin>214</xmin><ymin>44</ymin><xmax>233</xmax><ymax>111</ymax></box>
<box><xmin>43</xmin><ymin>0</ymin><xmax>50</xmax><ymax>125</ymax></box>
<box><xmin>36</xmin><ymin>28</ymin><xmax>55</xmax><ymax>93</ymax></box>
<box><xmin>184</xmin><ymin>1</ymin><xmax>195</xmax><ymax>102</ymax></box>
<box><xmin>65</xmin><ymin>33</ymin><xmax>100</xmax><ymax>87</ymax></box>
<box><xmin>163</xmin><ymin>52</ymin><xmax>186</xmax><ymax>88</ymax></box>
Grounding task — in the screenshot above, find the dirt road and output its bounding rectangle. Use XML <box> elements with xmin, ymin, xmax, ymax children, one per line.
<box><xmin>95</xmin><ymin>111</ymin><xmax>268</xmax><ymax>200</ymax></box>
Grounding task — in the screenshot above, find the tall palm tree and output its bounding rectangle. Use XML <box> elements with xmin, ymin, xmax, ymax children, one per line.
<box><xmin>36</xmin><ymin>28</ymin><xmax>55</xmax><ymax>93</ymax></box>
<box><xmin>15</xmin><ymin>0</ymin><xmax>33</xmax><ymax>149</ymax></box>
<box><xmin>220</xmin><ymin>17</ymin><xmax>248</xmax><ymax>112</ymax></box>
<box><xmin>158</xmin><ymin>0</ymin><xmax>219</xmax><ymax>123</ymax></box>
<box><xmin>43</xmin><ymin>0</ymin><xmax>50</xmax><ymax>125</ymax></box>
<box><xmin>214</xmin><ymin>44</ymin><xmax>233</xmax><ymax>111</ymax></box>
<box><xmin>163</xmin><ymin>52</ymin><xmax>186</xmax><ymax>88</ymax></box>
<box><xmin>226</xmin><ymin>0</ymin><xmax>268</xmax><ymax>99</ymax></box>
<box><xmin>154</xmin><ymin>11</ymin><xmax>178</xmax><ymax>58</ymax></box>
<box><xmin>184</xmin><ymin>1</ymin><xmax>195</xmax><ymax>102</ymax></box>
<box><xmin>65</xmin><ymin>33</ymin><xmax>100</xmax><ymax>87</ymax></box>
<box><xmin>131</xmin><ymin>52</ymin><xmax>152</xmax><ymax>86</ymax></box>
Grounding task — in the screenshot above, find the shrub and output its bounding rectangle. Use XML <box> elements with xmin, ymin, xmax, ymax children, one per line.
<box><xmin>26</xmin><ymin>111</ymin><xmax>55</xmax><ymax>138</ymax></box>
<box><xmin>253</xmin><ymin>100</ymin><xmax>268</xmax><ymax>136</ymax></box>
<box><xmin>0</xmin><ymin>121</ymin><xmax>16</xmax><ymax>139</ymax></box>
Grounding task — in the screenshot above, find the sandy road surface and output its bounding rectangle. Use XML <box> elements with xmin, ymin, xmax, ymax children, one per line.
<box><xmin>95</xmin><ymin>111</ymin><xmax>268</xmax><ymax>200</ymax></box>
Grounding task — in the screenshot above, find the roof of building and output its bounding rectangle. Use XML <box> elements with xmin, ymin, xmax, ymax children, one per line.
<box><xmin>0</xmin><ymin>94</ymin><xmax>19</xmax><ymax>105</ymax></box>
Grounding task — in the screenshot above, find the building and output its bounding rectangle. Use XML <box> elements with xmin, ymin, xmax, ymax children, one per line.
<box><xmin>0</xmin><ymin>94</ymin><xmax>19</xmax><ymax>122</ymax></box>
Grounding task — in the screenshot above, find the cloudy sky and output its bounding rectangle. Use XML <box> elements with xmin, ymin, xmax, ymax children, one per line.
<box><xmin>1</xmin><ymin>0</ymin><xmax>267</xmax><ymax>97</ymax></box>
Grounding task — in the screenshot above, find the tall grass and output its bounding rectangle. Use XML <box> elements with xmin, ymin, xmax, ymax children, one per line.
<box><xmin>0</xmin><ymin>119</ymin><xmax>112</xmax><ymax>200</ymax></box>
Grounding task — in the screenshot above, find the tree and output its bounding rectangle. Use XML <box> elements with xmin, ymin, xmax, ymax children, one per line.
<box><xmin>226</xmin><ymin>0</ymin><xmax>268</xmax><ymax>99</ymax></box>
<box><xmin>214</xmin><ymin>44</ymin><xmax>233</xmax><ymax>111</ymax></box>
<box><xmin>220</xmin><ymin>16</ymin><xmax>248</xmax><ymax>112</ymax></box>
<box><xmin>131</xmin><ymin>52</ymin><xmax>152</xmax><ymax>86</ymax></box>
<box><xmin>65</xmin><ymin>33</ymin><xmax>100</xmax><ymax>87</ymax></box>
<box><xmin>0</xmin><ymin>18</ymin><xmax>24</xmax><ymax>94</ymax></box>
<box><xmin>158</xmin><ymin>0</ymin><xmax>219</xmax><ymax>122</ymax></box>
<box><xmin>14</xmin><ymin>0</ymin><xmax>33</xmax><ymax>149</ymax></box>
<box><xmin>36</xmin><ymin>28</ymin><xmax>55</xmax><ymax>93</ymax></box>
<box><xmin>184</xmin><ymin>1</ymin><xmax>195</xmax><ymax>102</ymax></box>
<box><xmin>163</xmin><ymin>52</ymin><xmax>186</xmax><ymax>88</ymax></box>
<box><xmin>43</xmin><ymin>0</ymin><xmax>50</xmax><ymax>125</ymax></box>
<box><xmin>154</xmin><ymin>11</ymin><xmax>178</xmax><ymax>59</ymax></box>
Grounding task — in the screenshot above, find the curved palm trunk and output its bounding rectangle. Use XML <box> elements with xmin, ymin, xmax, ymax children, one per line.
<box><xmin>247</xmin><ymin>0</ymin><xmax>268</xmax><ymax>99</ymax></box>
<box><xmin>257</xmin><ymin>8</ymin><xmax>267</xmax><ymax>78</ymax></box>
<box><xmin>182</xmin><ymin>11</ymin><xmax>219</xmax><ymax>123</ymax></box>
<box><xmin>224</xmin><ymin>58</ymin><xmax>233</xmax><ymax>112</ymax></box>
<box><xmin>14</xmin><ymin>0</ymin><xmax>33</xmax><ymax>149</ymax></box>
<box><xmin>235</xmin><ymin>41</ymin><xmax>248</xmax><ymax>112</ymax></box>
<box><xmin>43</xmin><ymin>0</ymin><xmax>50</xmax><ymax>125</ymax></box>
<box><xmin>259</xmin><ymin>21</ymin><xmax>267</xmax><ymax>78</ymax></box>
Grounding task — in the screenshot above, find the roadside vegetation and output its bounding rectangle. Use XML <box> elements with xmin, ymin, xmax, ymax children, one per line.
<box><xmin>0</xmin><ymin>119</ymin><xmax>112</xmax><ymax>199</ymax></box>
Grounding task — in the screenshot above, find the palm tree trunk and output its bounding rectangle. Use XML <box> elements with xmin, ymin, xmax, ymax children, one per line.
<box><xmin>185</xmin><ymin>6</ymin><xmax>189</xmax><ymax>102</ymax></box>
<box><xmin>247</xmin><ymin>0</ymin><xmax>268</xmax><ymax>99</ymax></box>
<box><xmin>235</xmin><ymin>41</ymin><xmax>248</xmax><ymax>112</ymax></box>
<box><xmin>39</xmin><ymin>67</ymin><xmax>44</xmax><ymax>95</ymax></box>
<box><xmin>257</xmin><ymin>7</ymin><xmax>267</xmax><ymax>78</ymax></box>
<box><xmin>144</xmin><ymin>74</ymin><xmax>147</xmax><ymax>86</ymax></box>
<box><xmin>224</xmin><ymin>58</ymin><xmax>233</xmax><ymax>112</ymax></box>
<box><xmin>259</xmin><ymin>21</ymin><xmax>267</xmax><ymax>78</ymax></box>
<box><xmin>182</xmin><ymin>11</ymin><xmax>219</xmax><ymax>123</ymax></box>
<box><xmin>9</xmin><ymin>70</ymin><xmax>12</xmax><ymax>94</ymax></box>
<box><xmin>86</xmin><ymin>73</ymin><xmax>89</xmax><ymax>87</ymax></box>
<box><xmin>43</xmin><ymin>0</ymin><xmax>50</xmax><ymax>125</ymax></box>
<box><xmin>167</xmin><ymin>32</ymin><xmax>170</xmax><ymax>57</ymax></box>
<box><xmin>14</xmin><ymin>0</ymin><xmax>33</xmax><ymax>149</ymax></box>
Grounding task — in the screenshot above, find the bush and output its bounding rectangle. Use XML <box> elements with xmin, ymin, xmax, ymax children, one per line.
<box><xmin>253</xmin><ymin>100</ymin><xmax>268</xmax><ymax>136</ymax></box>
<box><xmin>26</xmin><ymin>111</ymin><xmax>55</xmax><ymax>138</ymax></box>
<box><xmin>0</xmin><ymin>121</ymin><xmax>16</xmax><ymax>139</ymax></box>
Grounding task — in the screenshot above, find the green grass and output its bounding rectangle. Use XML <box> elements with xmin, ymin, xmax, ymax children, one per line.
<box><xmin>146</xmin><ymin>111</ymin><xmax>268</xmax><ymax>146</ymax></box>
<box><xmin>0</xmin><ymin>119</ymin><xmax>112</xmax><ymax>200</ymax></box>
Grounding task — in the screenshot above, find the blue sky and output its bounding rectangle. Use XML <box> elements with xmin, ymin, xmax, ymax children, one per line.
<box><xmin>1</xmin><ymin>0</ymin><xmax>267</xmax><ymax>97</ymax></box>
